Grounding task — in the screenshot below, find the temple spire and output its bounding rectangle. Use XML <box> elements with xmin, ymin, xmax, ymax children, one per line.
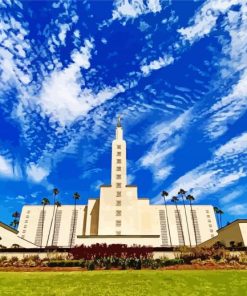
<box><xmin>117</xmin><ymin>115</ymin><xmax>122</xmax><ymax>127</ymax></box>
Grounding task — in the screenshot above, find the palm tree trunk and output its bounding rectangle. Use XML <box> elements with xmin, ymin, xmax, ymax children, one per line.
<box><xmin>175</xmin><ymin>203</ymin><xmax>185</xmax><ymax>246</ymax></box>
<box><xmin>70</xmin><ymin>199</ymin><xmax>77</xmax><ymax>248</ymax></box>
<box><xmin>51</xmin><ymin>206</ymin><xmax>58</xmax><ymax>246</ymax></box>
<box><xmin>46</xmin><ymin>202</ymin><xmax>56</xmax><ymax>247</ymax></box>
<box><xmin>216</xmin><ymin>212</ymin><xmax>220</xmax><ymax>228</ymax></box>
<box><xmin>40</xmin><ymin>205</ymin><xmax>45</xmax><ymax>248</ymax></box>
<box><xmin>164</xmin><ymin>197</ymin><xmax>172</xmax><ymax>247</ymax></box>
<box><xmin>190</xmin><ymin>200</ymin><xmax>197</xmax><ymax>246</ymax></box>
<box><xmin>181</xmin><ymin>195</ymin><xmax>191</xmax><ymax>247</ymax></box>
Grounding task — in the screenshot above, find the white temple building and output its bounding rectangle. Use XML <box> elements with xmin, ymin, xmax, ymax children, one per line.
<box><xmin>3</xmin><ymin>119</ymin><xmax>218</xmax><ymax>248</ymax></box>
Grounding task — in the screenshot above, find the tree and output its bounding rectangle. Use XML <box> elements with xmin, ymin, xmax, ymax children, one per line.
<box><xmin>161</xmin><ymin>191</ymin><xmax>172</xmax><ymax>247</ymax></box>
<box><xmin>51</xmin><ymin>201</ymin><xmax>62</xmax><ymax>246</ymax></box>
<box><xmin>186</xmin><ymin>194</ymin><xmax>197</xmax><ymax>246</ymax></box>
<box><xmin>10</xmin><ymin>211</ymin><xmax>20</xmax><ymax>229</ymax></box>
<box><xmin>70</xmin><ymin>192</ymin><xmax>80</xmax><ymax>248</ymax></box>
<box><xmin>46</xmin><ymin>188</ymin><xmax>59</xmax><ymax>247</ymax></box>
<box><xmin>178</xmin><ymin>189</ymin><xmax>191</xmax><ymax>247</ymax></box>
<box><xmin>41</xmin><ymin>197</ymin><xmax>50</xmax><ymax>248</ymax></box>
<box><xmin>171</xmin><ymin>196</ymin><xmax>185</xmax><ymax>246</ymax></box>
<box><xmin>214</xmin><ymin>207</ymin><xmax>220</xmax><ymax>228</ymax></box>
<box><xmin>10</xmin><ymin>219</ymin><xmax>19</xmax><ymax>229</ymax></box>
<box><xmin>218</xmin><ymin>209</ymin><xmax>224</xmax><ymax>228</ymax></box>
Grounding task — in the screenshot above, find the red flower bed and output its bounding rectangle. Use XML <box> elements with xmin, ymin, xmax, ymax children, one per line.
<box><xmin>70</xmin><ymin>243</ymin><xmax>153</xmax><ymax>260</ymax></box>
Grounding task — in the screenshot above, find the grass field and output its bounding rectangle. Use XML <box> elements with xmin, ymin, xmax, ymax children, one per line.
<box><xmin>0</xmin><ymin>270</ymin><xmax>247</xmax><ymax>296</ymax></box>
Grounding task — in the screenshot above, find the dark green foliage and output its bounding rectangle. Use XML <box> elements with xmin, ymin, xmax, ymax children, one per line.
<box><xmin>47</xmin><ymin>260</ymin><xmax>85</xmax><ymax>267</ymax></box>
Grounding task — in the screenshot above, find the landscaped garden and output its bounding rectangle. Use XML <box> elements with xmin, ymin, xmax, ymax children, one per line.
<box><xmin>0</xmin><ymin>270</ymin><xmax>247</xmax><ymax>296</ymax></box>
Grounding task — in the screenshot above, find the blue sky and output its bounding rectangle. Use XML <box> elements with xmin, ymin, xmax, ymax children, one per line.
<box><xmin>0</xmin><ymin>0</ymin><xmax>247</xmax><ymax>226</ymax></box>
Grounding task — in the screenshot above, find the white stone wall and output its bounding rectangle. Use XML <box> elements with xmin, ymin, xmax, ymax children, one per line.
<box><xmin>0</xmin><ymin>225</ymin><xmax>37</xmax><ymax>248</ymax></box>
<box><xmin>18</xmin><ymin>205</ymin><xmax>85</xmax><ymax>247</ymax></box>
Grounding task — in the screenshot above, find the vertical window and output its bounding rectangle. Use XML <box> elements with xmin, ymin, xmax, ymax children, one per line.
<box><xmin>116</xmin><ymin>220</ymin><xmax>121</xmax><ymax>227</ymax></box>
<box><xmin>116</xmin><ymin>174</ymin><xmax>121</xmax><ymax>179</ymax></box>
<box><xmin>117</xmin><ymin>152</ymin><xmax>121</xmax><ymax>156</ymax></box>
<box><xmin>117</xmin><ymin>159</ymin><xmax>121</xmax><ymax>164</ymax></box>
<box><xmin>117</xmin><ymin>145</ymin><xmax>121</xmax><ymax>149</ymax></box>
<box><xmin>116</xmin><ymin>210</ymin><xmax>122</xmax><ymax>216</ymax></box>
<box><xmin>116</xmin><ymin>183</ymin><xmax>121</xmax><ymax>188</ymax></box>
<box><xmin>117</xmin><ymin>167</ymin><xmax>121</xmax><ymax>171</ymax></box>
<box><xmin>117</xmin><ymin>191</ymin><xmax>121</xmax><ymax>197</ymax></box>
<box><xmin>116</xmin><ymin>200</ymin><xmax>121</xmax><ymax>206</ymax></box>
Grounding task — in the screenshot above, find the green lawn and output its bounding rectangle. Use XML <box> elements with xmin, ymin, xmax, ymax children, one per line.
<box><xmin>0</xmin><ymin>270</ymin><xmax>246</xmax><ymax>296</ymax></box>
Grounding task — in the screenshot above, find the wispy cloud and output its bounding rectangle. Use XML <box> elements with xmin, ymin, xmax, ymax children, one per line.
<box><xmin>177</xmin><ymin>0</ymin><xmax>242</xmax><ymax>43</ymax></box>
<box><xmin>139</xmin><ymin>109</ymin><xmax>192</xmax><ymax>182</ymax></box>
<box><xmin>167</xmin><ymin>132</ymin><xmax>247</xmax><ymax>200</ymax></box>
<box><xmin>141</xmin><ymin>55</ymin><xmax>174</xmax><ymax>76</ymax></box>
<box><xmin>112</xmin><ymin>0</ymin><xmax>162</xmax><ymax>22</ymax></box>
<box><xmin>0</xmin><ymin>155</ymin><xmax>21</xmax><ymax>180</ymax></box>
<box><xmin>227</xmin><ymin>203</ymin><xmax>247</xmax><ymax>216</ymax></box>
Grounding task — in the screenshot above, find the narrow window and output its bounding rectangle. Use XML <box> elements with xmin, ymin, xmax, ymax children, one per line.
<box><xmin>116</xmin><ymin>174</ymin><xmax>121</xmax><ymax>179</ymax></box>
<box><xmin>116</xmin><ymin>200</ymin><xmax>121</xmax><ymax>206</ymax></box>
<box><xmin>117</xmin><ymin>145</ymin><xmax>121</xmax><ymax>149</ymax></box>
<box><xmin>116</xmin><ymin>210</ymin><xmax>121</xmax><ymax>216</ymax></box>
<box><xmin>117</xmin><ymin>167</ymin><xmax>121</xmax><ymax>171</ymax></box>
<box><xmin>116</xmin><ymin>220</ymin><xmax>121</xmax><ymax>227</ymax></box>
<box><xmin>117</xmin><ymin>152</ymin><xmax>121</xmax><ymax>156</ymax></box>
<box><xmin>117</xmin><ymin>159</ymin><xmax>121</xmax><ymax>164</ymax></box>
<box><xmin>116</xmin><ymin>183</ymin><xmax>121</xmax><ymax>188</ymax></box>
<box><xmin>117</xmin><ymin>191</ymin><xmax>121</xmax><ymax>197</ymax></box>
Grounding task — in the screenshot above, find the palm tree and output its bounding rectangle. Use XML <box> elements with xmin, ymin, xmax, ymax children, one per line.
<box><xmin>10</xmin><ymin>211</ymin><xmax>20</xmax><ymax>229</ymax></box>
<box><xmin>186</xmin><ymin>194</ymin><xmax>197</xmax><ymax>246</ymax></box>
<box><xmin>70</xmin><ymin>192</ymin><xmax>80</xmax><ymax>248</ymax></box>
<box><xmin>214</xmin><ymin>206</ymin><xmax>220</xmax><ymax>228</ymax></box>
<box><xmin>46</xmin><ymin>188</ymin><xmax>59</xmax><ymax>247</ymax></box>
<box><xmin>218</xmin><ymin>209</ymin><xmax>224</xmax><ymax>228</ymax></box>
<box><xmin>161</xmin><ymin>191</ymin><xmax>172</xmax><ymax>247</ymax></box>
<box><xmin>178</xmin><ymin>189</ymin><xmax>191</xmax><ymax>247</ymax></box>
<box><xmin>10</xmin><ymin>219</ymin><xmax>19</xmax><ymax>229</ymax></box>
<box><xmin>171</xmin><ymin>196</ymin><xmax>185</xmax><ymax>246</ymax></box>
<box><xmin>51</xmin><ymin>201</ymin><xmax>61</xmax><ymax>246</ymax></box>
<box><xmin>41</xmin><ymin>197</ymin><xmax>50</xmax><ymax>248</ymax></box>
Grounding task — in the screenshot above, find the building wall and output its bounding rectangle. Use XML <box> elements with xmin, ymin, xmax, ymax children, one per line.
<box><xmin>200</xmin><ymin>222</ymin><xmax>247</xmax><ymax>247</ymax></box>
<box><xmin>0</xmin><ymin>224</ymin><xmax>37</xmax><ymax>248</ymax></box>
<box><xmin>18</xmin><ymin>205</ymin><xmax>85</xmax><ymax>247</ymax></box>
<box><xmin>239</xmin><ymin>223</ymin><xmax>247</xmax><ymax>246</ymax></box>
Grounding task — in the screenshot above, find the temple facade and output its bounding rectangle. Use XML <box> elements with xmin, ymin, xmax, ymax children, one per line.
<box><xmin>16</xmin><ymin>119</ymin><xmax>218</xmax><ymax>248</ymax></box>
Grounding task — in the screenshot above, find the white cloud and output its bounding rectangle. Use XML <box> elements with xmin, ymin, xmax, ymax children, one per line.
<box><xmin>167</xmin><ymin>132</ymin><xmax>247</xmax><ymax>200</ymax></box>
<box><xmin>26</xmin><ymin>163</ymin><xmax>49</xmax><ymax>183</ymax></box>
<box><xmin>127</xmin><ymin>174</ymin><xmax>135</xmax><ymax>184</ymax></box>
<box><xmin>177</xmin><ymin>0</ymin><xmax>241</xmax><ymax>42</ymax></box>
<box><xmin>35</xmin><ymin>39</ymin><xmax>125</xmax><ymax>126</ymax></box>
<box><xmin>0</xmin><ymin>155</ymin><xmax>14</xmax><ymax>178</ymax></box>
<box><xmin>58</xmin><ymin>24</ymin><xmax>70</xmax><ymax>45</ymax></box>
<box><xmin>113</xmin><ymin>0</ymin><xmax>161</xmax><ymax>20</ymax></box>
<box><xmin>0</xmin><ymin>155</ymin><xmax>21</xmax><ymax>180</ymax></box>
<box><xmin>220</xmin><ymin>190</ymin><xmax>243</xmax><ymax>204</ymax></box>
<box><xmin>227</xmin><ymin>204</ymin><xmax>247</xmax><ymax>215</ymax></box>
<box><xmin>100</xmin><ymin>0</ymin><xmax>162</xmax><ymax>27</ymax></box>
<box><xmin>141</xmin><ymin>55</ymin><xmax>174</xmax><ymax>76</ymax></box>
<box><xmin>139</xmin><ymin>109</ymin><xmax>192</xmax><ymax>182</ymax></box>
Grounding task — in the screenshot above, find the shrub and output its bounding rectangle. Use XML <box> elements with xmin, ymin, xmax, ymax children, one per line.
<box><xmin>87</xmin><ymin>260</ymin><xmax>95</xmax><ymax>270</ymax></box>
<box><xmin>47</xmin><ymin>260</ymin><xmax>84</xmax><ymax>267</ymax></box>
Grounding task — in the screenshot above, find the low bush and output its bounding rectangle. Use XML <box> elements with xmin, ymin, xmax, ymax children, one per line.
<box><xmin>47</xmin><ymin>260</ymin><xmax>84</xmax><ymax>267</ymax></box>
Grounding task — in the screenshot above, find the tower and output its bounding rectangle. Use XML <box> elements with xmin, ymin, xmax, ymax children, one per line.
<box><xmin>111</xmin><ymin>116</ymin><xmax>127</xmax><ymax>188</ymax></box>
